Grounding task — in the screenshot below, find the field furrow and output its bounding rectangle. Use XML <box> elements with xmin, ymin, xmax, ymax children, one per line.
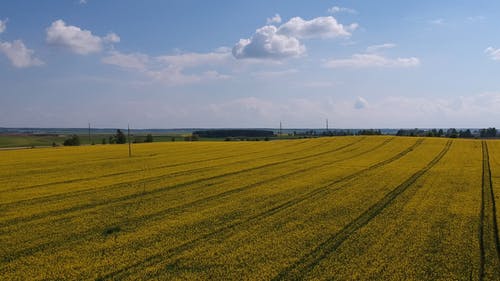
<box><xmin>0</xmin><ymin>137</ymin><xmax>369</xmax><ymax>228</ymax></box>
<box><xmin>1</xmin><ymin>137</ymin><xmax>396</xmax><ymax>264</ymax></box>
<box><xmin>97</xmin><ymin>138</ymin><xmax>427</xmax><ymax>280</ymax></box>
<box><xmin>480</xmin><ymin>141</ymin><xmax>500</xmax><ymax>280</ymax></box>
<box><xmin>272</xmin><ymin>140</ymin><xmax>453</xmax><ymax>280</ymax></box>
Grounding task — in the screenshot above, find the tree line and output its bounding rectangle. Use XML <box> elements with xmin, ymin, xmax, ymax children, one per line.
<box><xmin>396</xmin><ymin>127</ymin><xmax>497</xmax><ymax>138</ymax></box>
<box><xmin>63</xmin><ymin>129</ymin><xmax>153</xmax><ymax>146</ymax></box>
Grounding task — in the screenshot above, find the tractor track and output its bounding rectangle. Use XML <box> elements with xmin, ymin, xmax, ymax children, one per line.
<box><xmin>271</xmin><ymin>140</ymin><xmax>453</xmax><ymax>280</ymax></box>
<box><xmin>478</xmin><ymin>141</ymin><xmax>500</xmax><ymax>280</ymax></box>
<box><xmin>2</xmin><ymin>138</ymin><xmax>393</xmax><ymax>262</ymax></box>
<box><xmin>0</xmin><ymin>138</ymin><xmax>369</xmax><ymax>229</ymax></box>
<box><xmin>96</xmin><ymin>139</ymin><xmax>425</xmax><ymax>280</ymax></box>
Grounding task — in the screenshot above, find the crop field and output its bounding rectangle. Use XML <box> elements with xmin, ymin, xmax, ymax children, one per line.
<box><xmin>1</xmin><ymin>136</ymin><xmax>499</xmax><ymax>280</ymax></box>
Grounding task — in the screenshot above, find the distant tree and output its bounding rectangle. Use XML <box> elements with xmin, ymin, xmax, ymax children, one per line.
<box><xmin>102</xmin><ymin>138</ymin><xmax>107</xmax><ymax>145</ymax></box>
<box><xmin>446</xmin><ymin>128</ymin><xmax>458</xmax><ymax>138</ymax></box>
<box><xmin>480</xmin><ymin>127</ymin><xmax>497</xmax><ymax>138</ymax></box>
<box><xmin>438</xmin><ymin>129</ymin><xmax>444</xmax><ymax>137</ymax></box>
<box><xmin>115</xmin><ymin>129</ymin><xmax>126</xmax><ymax>144</ymax></box>
<box><xmin>52</xmin><ymin>142</ymin><xmax>57</xmax><ymax>147</ymax></box>
<box><xmin>459</xmin><ymin>129</ymin><xmax>473</xmax><ymax>138</ymax></box>
<box><xmin>171</xmin><ymin>137</ymin><xmax>175</xmax><ymax>142</ymax></box>
<box><xmin>108</xmin><ymin>135</ymin><xmax>116</xmax><ymax>144</ymax></box>
<box><xmin>145</xmin><ymin>134</ymin><xmax>154</xmax><ymax>143</ymax></box>
<box><xmin>358</xmin><ymin>129</ymin><xmax>382</xmax><ymax>136</ymax></box>
<box><xmin>63</xmin><ymin>135</ymin><xmax>80</xmax><ymax>146</ymax></box>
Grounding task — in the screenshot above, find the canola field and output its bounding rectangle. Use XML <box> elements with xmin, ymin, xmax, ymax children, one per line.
<box><xmin>1</xmin><ymin>136</ymin><xmax>499</xmax><ymax>280</ymax></box>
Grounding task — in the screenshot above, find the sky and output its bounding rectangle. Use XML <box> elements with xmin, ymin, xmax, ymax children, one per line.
<box><xmin>1</xmin><ymin>0</ymin><xmax>500</xmax><ymax>129</ymax></box>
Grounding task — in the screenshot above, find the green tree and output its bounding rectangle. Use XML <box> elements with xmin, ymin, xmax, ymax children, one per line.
<box><xmin>63</xmin><ymin>135</ymin><xmax>80</xmax><ymax>146</ymax></box>
<box><xmin>145</xmin><ymin>134</ymin><xmax>153</xmax><ymax>143</ymax></box>
<box><xmin>115</xmin><ymin>129</ymin><xmax>126</xmax><ymax>144</ymax></box>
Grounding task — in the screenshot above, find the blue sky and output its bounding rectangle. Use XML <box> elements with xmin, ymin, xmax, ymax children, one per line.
<box><xmin>1</xmin><ymin>0</ymin><xmax>500</xmax><ymax>128</ymax></box>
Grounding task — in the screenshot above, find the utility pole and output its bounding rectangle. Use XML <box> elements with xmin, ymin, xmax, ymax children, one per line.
<box><xmin>128</xmin><ymin>124</ymin><xmax>132</xmax><ymax>157</ymax></box>
<box><xmin>88</xmin><ymin>123</ymin><xmax>91</xmax><ymax>145</ymax></box>
<box><xmin>326</xmin><ymin>119</ymin><xmax>329</xmax><ymax>131</ymax></box>
<box><xmin>279</xmin><ymin>120</ymin><xmax>282</xmax><ymax>137</ymax></box>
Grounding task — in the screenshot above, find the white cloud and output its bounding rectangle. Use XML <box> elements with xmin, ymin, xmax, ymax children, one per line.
<box><xmin>79</xmin><ymin>0</ymin><xmax>87</xmax><ymax>4</ymax></box>
<box><xmin>324</xmin><ymin>53</ymin><xmax>420</xmax><ymax>68</ymax></box>
<box><xmin>103</xmin><ymin>32</ymin><xmax>120</xmax><ymax>43</ymax></box>
<box><xmin>354</xmin><ymin>97</ymin><xmax>368</xmax><ymax>109</ymax></box>
<box><xmin>232</xmin><ymin>25</ymin><xmax>305</xmax><ymax>59</ymax></box>
<box><xmin>200</xmin><ymin>92</ymin><xmax>500</xmax><ymax>128</ymax></box>
<box><xmin>157</xmin><ymin>51</ymin><xmax>231</xmax><ymax>68</ymax></box>
<box><xmin>46</xmin><ymin>20</ymin><xmax>119</xmax><ymax>55</ymax></box>
<box><xmin>232</xmin><ymin>16</ymin><xmax>356</xmax><ymax>60</ymax></box>
<box><xmin>278</xmin><ymin>16</ymin><xmax>356</xmax><ymax>39</ymax></box>
<box><xmin>102</xmin><ymin>49</ymin><xmax>231</xmax><ymax>85</ymax></box>
<box><xmin>0</xmin><ymin>18</ymin><xmax>7</xmax><ymax>34</ymax></box>
<box><xmin>267</xmin><ymin>14</ymin><xmax>282</xmax><ymax>24</ymax></box>
<box><xmin>146</xmin><ymin>67</ymin><xmax>229</xmax><ymax>85</ymax></box>
<box><xmin>485</xmin><ymin>47</ymin><xmax>500</xmax><ymax>61</ymax></box>
<box><xmin>327</xmin><ymin>6</ymin><xmax>357</xmax><ymax>14</ymax></box>
<box><xmin>101</xmin><ymin>51</ymin><xmax>149</xmax><ymax>70</ymax></box>
<box><xmin>0</xmin><ymin>40</ymin><xmax>44</xmax><ymax>68</ymax></box>
<box><xmin>366</xmin><ymin>43</ymin><xmax>396</xmax><ymax>53</ymax></box>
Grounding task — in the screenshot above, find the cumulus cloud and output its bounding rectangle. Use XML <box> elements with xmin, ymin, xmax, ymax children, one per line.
<box><xmin>233</xmin><ymin>16</ymin><xmax>356</xmax><ymax>60</ymax></box>
<box><xmin>366</xmin><ymin>43</ymin><xmax>396</xmax><ymax>53</ymax></box>
<box><xmin>0</xmin><ymin>40</ymin><xmax>44</xmax><ymax>68</ymax></box>
<box><xmin>0</xmin><ymin>18</ymin><xmax>7</xmax><ymax>34</ymax></box>
<box><xmin>324</xmin><ymin>53</ymin><xmax>420</xmax><ymax>68</ymax></box>
<box><xmin>46</xmin><ymin>20</ymin><xmax>119</xmax><ymax>55</ymax></box>
<box><xmin>354</xmin><ymin>97</ymin><xmax>368</xmax><ymax>109</ymax></box>
<box><xmin>327</xmin><ymin>6</ymin><xmax>357</xmax><ymax>14</ymax></box>
<box><xmin>232</xmin><ymin>25</ymin><xmax>305</xmax><ymax>59</ymax></box>
<box><xmin>267</xmin><ymin>14</ymin><xmax>282</xmax><ymax>24</ymax></box>
<box><xmin>485</xmin><ymin>47</ymin><xmax>500</xmax><ymax>60</ymax></box>
<box><xmin>278</xmin><ymin>16</ymin><xmax>356</xmax><ymax>39</ymax></box>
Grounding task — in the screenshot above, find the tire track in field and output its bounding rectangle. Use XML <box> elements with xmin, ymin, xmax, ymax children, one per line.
<box><xmin>271</xmin><ymin>140</ymin><xmax>453</xmax><ymax>281</ymax></box>
<box><xmin>97</xmin><ymin>139</ymin><xmax>424</xmax><ymax>280</ymax></box>
<box><xmin>2</xmin><ymin>139</ymin><xmax>311</xmax><ymax>193</ymax></box>
<box><xmin>0</xmin><ymin>138</ymin><xmax>340</xmax><ymax>208</ymax></box>
<box><xmin>479</xmin><ymin>141</ymin><xmax>500</xmax><ymax>281</ymax></box>
<box><xmin>1</xmin><ymin>138</ymin><xmax>386</xmax><ymax>263</ymax></box>
<box><xmin>0</xmin><ymin>138</ymin><xmax>368</xmax><ymax>229</ymax></box>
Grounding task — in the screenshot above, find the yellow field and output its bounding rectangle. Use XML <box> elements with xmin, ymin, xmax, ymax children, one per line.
<box><xmin>1</xmin><ymin>136</ymin><xmax>499</xmax><ymax>280</ymax></box>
